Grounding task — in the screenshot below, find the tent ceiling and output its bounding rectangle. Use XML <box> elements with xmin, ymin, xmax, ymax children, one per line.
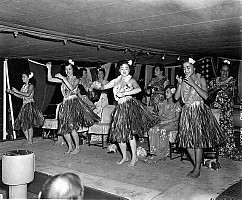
<box><xmin>0</xmin><ymin>0</ymin><xmax>241</xmax><ymax>65</ymax></box>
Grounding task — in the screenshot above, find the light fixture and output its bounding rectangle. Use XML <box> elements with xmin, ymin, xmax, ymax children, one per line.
<box><xmin>124</xmin><ymin>48</ymin><xmax>128</xmax><ymax>53</ymax></box>
<box><xmin>13</xmin><ymin>31</ymin><xmax>18</xmax><ymax>38</ymax></box>
<box><xmin>162</xmin><ymin>54</ymin><xmax>165</xmax><ymax>60</ymax></box>
<box><xmin>145</xmin><ymin>51</ymin><xmax>150</xmax><ymax>56</ymax></box>
<box><xmin>223</xmin><ymin>59</ymin><xmax>231</xmax><ymax>65</ymax></box>
<box><xmin>97</xmin><ymin>45</ymin><xmax>101</xmax><ymax>51</ymax></box>
<box><xmin>63</xmin><ymin>39</ymin><xmax>67</xmax><ymax>45</ymax></box>
<box><xmin>177</xmin><ymin>55</ymin><xmax>180</xmax><ymax>61</ymax></box>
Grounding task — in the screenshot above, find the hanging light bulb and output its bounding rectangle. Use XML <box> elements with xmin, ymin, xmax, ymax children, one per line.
<box><xmin>124</xmin><ymin>48</ymin><xmax>128</xmax><ymax>53</ymax></box>
<box><xmin>13</xmin><ymin>31</ymin><xmax>18</xmax><ymax>38</ymax></box>
<box><xmin>177</xmin><ymin>55</ymin><xmax>180</xmax><ymax>61</ymax></box>
<box><xmin>63</xmin><ymin>39</ymin><xmax>67</xmax><ymax>45</ymax></box>
<box><xmin>162</xmin><ymin>54</ymin><xmax>165</xmax><ymax>60</ymax></box>
<box><xmin>97</xmin><ymin>45</ymin><xmax>101</xmax><ymax>51</ymax></box>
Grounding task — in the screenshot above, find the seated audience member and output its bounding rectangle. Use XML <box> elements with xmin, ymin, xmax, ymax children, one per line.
<box><xmin>90</xmin><ymin>68</ymin><xmax>109</xmax><ymax>117</ymax></box>
<box><xmin>144</xmin><ymin>85</ymin><xmax>181</xmax><ymax>164</ymax></box>
<box><xmin>39</xmin><ymin>172</ymin><xmax>84</xmax><ymax>200</ymax></box>
<box><xmin>78</xmin><ymin>67</ymin><xmax>95</xmax><ymax>109</ymax></box>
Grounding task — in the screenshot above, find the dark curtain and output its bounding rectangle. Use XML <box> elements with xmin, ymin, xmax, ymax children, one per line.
<box><xmin>29</xmin><ymin>61</ymin><xmax>61</xmax><ymax>113</ymax></box>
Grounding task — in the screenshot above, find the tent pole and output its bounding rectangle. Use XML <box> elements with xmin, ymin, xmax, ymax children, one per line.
<box><xmin>4</xmin><ymin>59</ymin><xmax>16</xmax><ymax>139</ymax></box>
<box><xmin>3</xmin><ymin>59</ymin><xmax>7</xmax><ymax>140</ymax></box>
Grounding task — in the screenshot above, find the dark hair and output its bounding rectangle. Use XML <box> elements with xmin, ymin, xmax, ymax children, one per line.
<box><xmin>22</xmin><ymin>70</ymin><xmax>36</xmax><ymax>86</ymax></box>
<box><xmin>115</xmin><ymin>60</ymin><xmax>135</xmax><ymax>76</ymax></box>
<box><xmin>60</xmin><ymin>60</ymin><xmax>78</xmax><ymax>77</ymax></box>
<box><xmin>164</xmin><ymin>85</ymin><xmax>176</xmax><ymax>103</ymax></box>
<box><xmin>181</xmin><ymin>58</ymin><xmax>199</xmax><ymax>75</ymax></box>
<box><xmin>154</xmin><ymin>63</ymin><xmax>165</xmax><ymax>74</ymax></box>
<box><xmin>96</xmin><ymin>68</ymin><xmax>106</xmax><ymax>77</ymax></box>
<box><xmin>39</xmin><ymin>173</ymin><xmax>84</xmax><ymax>200</ymax></box>
<box><xmin>182</xmin><ymin>58</ymin><xmax>197</xmax><ymax>67</ymax></box>
<box><xmin>220</xmin><ymin>63</ymin><xmax>230</xmax><ymax>73</ymax></box>
<box><xmin>183</xmin><ymin>58</ymin><xmax>204</xmax><ymax>75</ymax></box>
<box><xmin>79</xmin><ymin>68</ymin><xmax>87</xmax><ymax>77</ymax></box>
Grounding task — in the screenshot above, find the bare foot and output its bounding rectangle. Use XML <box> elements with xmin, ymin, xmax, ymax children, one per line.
<box><xmin>70</xmin><ymin>148</ymin><xmax>80</xmax><ymax>155</ymax></box>
<box><xmin>64</xmin><ymin>149</ymin><xmax>73</xmax><ymax>154</ymax></box>
<box><xmin>117</xmin><ymin>158</ymin><xmax>129</xmax><ymax>165</ymax></box>
<box><xmin>127</xmin><ymin>158</ymin><xmax>138</xmax><ymax>167</ymax></box>
<box><xmin>191</xmin><ymin>170</ymin><xmax>200</xmax><ymax>178</ymax></box>
<box><xmin>27</xmin><ymin>141</ymin><xmax>33</xmax><ymax>145</ymax></box>
<box><xmin>186</xmin><ymin>169</ymin><xmax>200</xmax><ymax>178</ymax></box>
<box><xmin>186</xmin><ymin>168</ymin><xmax>195</xmax><ymax>178</ymax></box>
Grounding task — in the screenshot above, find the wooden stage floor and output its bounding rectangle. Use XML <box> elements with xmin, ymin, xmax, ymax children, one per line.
<box><xmin>0</xmin><ymin>137</ymin><xmax>241</xmax><ymax>200</ymax></box>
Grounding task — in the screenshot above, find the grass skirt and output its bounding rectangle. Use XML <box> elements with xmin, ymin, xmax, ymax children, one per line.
<box><xmin>109</xmin><ymin>98</ymin><xmax>158</xmax><ymax>143</ymax></box>
<box><xmin>14</xmin><ymin>102</ymin><xmax>44</xmax><ymax>131</ymax></box>
<box><xmin>178</xmin><ymin>102</ymin><xmax>225</xmax><ymax>149</ymax></box>
<box><xmin>58</xmin><ymin>97</ymin><xmax>100</xmax><ymax>135</ymax></box>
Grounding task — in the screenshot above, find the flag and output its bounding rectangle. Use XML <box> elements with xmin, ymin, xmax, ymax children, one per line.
<box><xmin>195</xmin><ymin>57</ymin><xmax>217</xmax><ymax>84</ymax></box>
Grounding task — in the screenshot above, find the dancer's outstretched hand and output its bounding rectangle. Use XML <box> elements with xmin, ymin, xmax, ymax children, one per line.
<box><xmin>46</xmin><ymin>62</ymin><xmax>52</xmax><ymax>69</ymax></box>
<box><xmin>176</xmin><ymin>75</ymin><xmax>183</xmax><ymax>85</ymax></box>
<box><xmin>184</xmin><ymin>76</ymin><xmax>195</xmax><ymax>87</ymax></box>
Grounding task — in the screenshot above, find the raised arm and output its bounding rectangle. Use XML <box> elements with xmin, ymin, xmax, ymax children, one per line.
<box><xmin>224</xmin><ymin>78</ymin><xmax>236</xmax><ymax>99</ymax></box>
<box><xmin>56</xmin><ymin>74</ymin><xmax>79</xmax><ymax>91</ymax></box>
<box><xmin>194</xmin><ymin>77</ymin><xmax>208</xmax><ymax>100</ymax></box>
<box><xmin>174</xmin><ymin>75</ymin><xmax>183</xmax><ymax>100</ymax></box>
<box><xmin>164</xmin><ymin>79</ymin><xmax>170</xmax><ymax>88</ymax></box>
<box><xmin>184</xmin><ymin>76</ymin><xmax>208</xmax><ymax>100</ymax></box>
<box><xmin>46</xmin><ymin>62</ymin><xmax>62</xmax><ymax>83</ymax></box>
<box><xmin>101</xmin><ymin>79</ymin><xmax>115</xmax><ymax>90</ymax></box>
<box><xmin>124</xmin><ymin>79</ymin><xmax>141</xmax><ymax>96</ymax></box>
<box><xmin>11</xmin><ymin>84</ymin><xmax>34</xmax><ymax>97</ymax></box>
<box><xmin>6</xmin><ymin>88</ymin><xmax>22</xmax><ymax>99</ymax></box>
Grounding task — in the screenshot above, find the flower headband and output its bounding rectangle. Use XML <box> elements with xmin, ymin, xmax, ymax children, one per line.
<box><xmin>223</xmin><ymin>59</ymin><xmax>231</xmax><ymax>65</ymax></box>
<box><xmin>29</xmin><ymin>72</ymin><xmax>34</xmax><ymax>79</ymax></box>
<box><xmin>188</xmin><ymin>58</ymin><xmax>196</xmax><ymax>65</ymax></box>
<box><xmin>68</xmin><ymin>59</ymin><xmax>74</xmax><ymax>65</ymax></box>
<box><xmin>171</xmin><ymin>88</ymin><xmax>176</xmax><ymax>94</ymax></box>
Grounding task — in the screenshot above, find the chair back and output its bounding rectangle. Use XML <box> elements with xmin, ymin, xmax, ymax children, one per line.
<box><xmin>100</xmin><ymin>105</ymin><xmax>115</xmax><ymax>123</ymax></box>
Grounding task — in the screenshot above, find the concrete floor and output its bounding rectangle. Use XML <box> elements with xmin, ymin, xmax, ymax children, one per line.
<box><xmin>0</xmin><ymin>137</ymin><xmax>241</xmax><ymax>200</ymax></box>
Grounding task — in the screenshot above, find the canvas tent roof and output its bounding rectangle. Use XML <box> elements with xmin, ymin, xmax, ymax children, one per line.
<box><xmin>0</xmin><ymin>0</ymin><xmax>241</xmax><ymax>65</ymax></box>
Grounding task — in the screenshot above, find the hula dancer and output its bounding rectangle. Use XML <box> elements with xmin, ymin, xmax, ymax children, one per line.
<box><xmin>95</xmin><ymin>60</ymin><xmax>158</xmax><ymax>166</ymax></box>
<box><xmin>175</xmin><ymin>58</ymin><xmax>225</xmax><ymax>178</ymax></box>
<box><xmin>7</xmin><ymin>71</ymin><xmax>44</xmax><ymax>144</ymax></box>
<box><xmin>46</xmin><ymin>60</ymin><xmax>99</xmax><ymax>154</ymax></box>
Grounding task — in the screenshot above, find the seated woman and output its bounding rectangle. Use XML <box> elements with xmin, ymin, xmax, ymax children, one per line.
<box><xmin>90</xmin><ymin>68</ymin><xmax>109</xmax><ymax>117</ymax></box>
<box><xmin>144</xmin><ymin>85</ymin><xmax>181</xmax><ymax>164</ymax></box>
<box><xmin>78</xmin><ymin>67</ymin><xmax>95</xmax><ymax>109</ymax></box>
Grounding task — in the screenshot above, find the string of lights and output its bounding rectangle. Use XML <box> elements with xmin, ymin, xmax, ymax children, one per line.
<box><xmin>0</xmin><ymin>23</ymin><xmax>202</xmax><ymax>62</ymax></box>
